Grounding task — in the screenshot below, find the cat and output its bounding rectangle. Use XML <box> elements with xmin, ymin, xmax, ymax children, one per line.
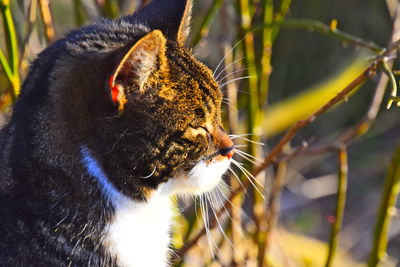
<box><xmin>0</xmin><ymin>0</ymin><xmax>235</xmax><ymax>266</ymax></box>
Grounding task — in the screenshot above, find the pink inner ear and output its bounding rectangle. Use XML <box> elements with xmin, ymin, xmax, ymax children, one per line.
<box><xmin>108</xmin><ymin>75</ymin><xmax>119</xmax><ymax>103</ymax></box>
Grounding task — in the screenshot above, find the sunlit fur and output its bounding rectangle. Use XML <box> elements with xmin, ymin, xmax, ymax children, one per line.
<box><xmin>0</xmin><ymin>0</ymin><xmax>241</xmax><ymax>265</ymax></box>
<box><xmin>81</xmin><ymin>146</ymin><xmax>232</xmax><ymax>266</ymax></box>
<box><xmin>163</xmin><ymin>158</ymin><xmax>231</xmax><ymax>195</ymax></box>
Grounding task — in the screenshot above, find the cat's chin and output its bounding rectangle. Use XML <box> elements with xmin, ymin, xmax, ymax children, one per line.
<box><xmin>160</xmin><ymin>158</ymin><xmax>231</xmax><ymax>195</ymax></box>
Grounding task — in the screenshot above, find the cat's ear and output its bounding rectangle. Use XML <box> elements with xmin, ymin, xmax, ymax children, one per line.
<box><xmin>108</xmin><ymin>30</ymin><xmax>167</xmax><ymax>112</ymax></box>
<box><xmin>125</xmin><ymin>0</ymin><xmax>192</xmax><ymax>46</ymax></box>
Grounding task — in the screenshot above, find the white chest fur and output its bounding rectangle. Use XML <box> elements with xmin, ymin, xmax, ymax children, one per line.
<box><xmin>81</xmin><ymin>147</ymin><xmax>230</xmax><ymax>267</ymax></box>
<box><xmin>105</xmin><ymin>192</ymin><xmax>173</xmax><ymax>267</ymax></box>
<box><xmin>80</xmin><ymin>148</ymin><xmax>174</xmax><ymax>267</ymax></box>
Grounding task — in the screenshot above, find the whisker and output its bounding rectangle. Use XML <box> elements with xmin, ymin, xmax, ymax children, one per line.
<box><xmin>213</xmin><ymin>37</ymin><xmax>246</xmax><ymax>77</ymax></box>
<box><xmin>240</xmin><ymin>138</ymin><xmax>265</xmax><ymax>146</ymax></box>
<box><xmin>206</xmin><ymin>193</ymin><xmax>235</xmax><ymax>250</ymax></box>
<box><xmin>217</xmin><ymin>67</ymin><xmax>247</xmax><ymax>83</ymax></box>
<box><xmin>234</xmin><ymin>151</ymin><xmax>258</xmax><ymax>165</ymax></box>
<box><xmin>222</xmin><ymin>89</ymin><xmax>250</xmax><ymax>95</ymax></box>
<box><xmin>234</xmin><ymin>144</ymin><xmax>249</xmax><ymax>148</ymax></box>
<box><xmin>231</xmin><ymin>159</ymin><xmax>265</xmax><ymax>199</ymax></box>
<box><xmin>228</xmin><ymin>167</ymin><xmax>247</xmax><ymax>193</ymax></box>
<box><xmin>206</xmin><ymin>191</ymin><xmax>230</xmax><ymax>222</ymax></box>
<box><xmin>235</xmin><ymin>149</ymin><xmax>264</xmax><ymax>163</ymax></box>
<box><xmin>222</xmin><ymin>98</ymin><xmax>238</xmax><ymax>112</ymax></box>
<box><xmin>230</xmin><ymin>134</ymin><xmax>265</xmax><ymax>146</ymax></box>
<box><xmin>214</xmin><ymin>57</ymin><xmax>245</xmax><ymax>80</ymax></box>
<box><xmin>229</xmin><ymin>133</ymin><xmax>254</xmax><ymax>139</ymax></box>
<box><xmin>217</xmin><ymin>179</ymin><xmax>237</xmax><ymax>192</ymax></box>
<box><xmin>200</xmin><ymin>196</ymin><xmax>215</xmax><ymax>259</ymax></box>
<box><xmin>219</xmin><ymin>76</ymin><xmax>254</xmax><ymax>89</ymax></box>
<box><xmin>216</xmin><ymin>185</ymin><xmax>254</xmax><ymax>224</ymax></box>
<box><xmin>139</xmin><ymin>167</ymin><xmax>156</xmax><ymax>179</ymax></box>
<box><xmin>211</xmin><ymin>187</ymin><xmax>238</xmax><ymax>224</ymax></box>
<box><xmin>209</xmin><ymin>187</ymin><xmax>233</xmax><ymax>221</ymax></box>
<box><xmin>223</xmin><ymin>97</ymin><xmax>232</xmax><ymax>104</ymax></box>
<box><xmin>237</xmin><ymin>161</ymin><xmax>266</xmax><ymax>191</ymax></box>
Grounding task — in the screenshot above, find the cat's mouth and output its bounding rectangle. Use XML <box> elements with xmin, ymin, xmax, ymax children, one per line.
<box><xmin>161</xmin><ymin>155</ymin><xmax>231</xmax><ymax>195</ymax></box>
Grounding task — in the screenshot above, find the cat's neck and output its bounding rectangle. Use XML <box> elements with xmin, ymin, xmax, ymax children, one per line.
<box><xmin>105</xmin><ymin>190</ymin><xmax>173</xmax><ymax>267</ymax></box>
<box><xmin>81</xmin><ymin>147</ymin><xmax>174</xmax><ymax>266</ymax></box>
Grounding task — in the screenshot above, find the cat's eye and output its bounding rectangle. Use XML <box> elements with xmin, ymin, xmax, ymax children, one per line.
<box><xmin>199</xmin><ymin>126</ymin><xmax>212</xmax><ymax>141</ymax></box>
<box><xmin>194</xmin><ymin>108</ymin><xmax>205</xmax><ymax>118</ymax></box>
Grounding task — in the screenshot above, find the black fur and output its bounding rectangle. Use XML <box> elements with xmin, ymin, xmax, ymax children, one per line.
<box><xmin>0</xmin><ymin>1</ymin><xmax>196</xmax><ymax>265</ymax></box>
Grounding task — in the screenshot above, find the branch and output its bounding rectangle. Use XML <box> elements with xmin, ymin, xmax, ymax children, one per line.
<box><xmin>190</xmin><ymin>0</ymin><xmax>223</xmax><ymax>48</ymax></box>
<box><xmin>301</xmin><ymin>5</ymin><xmax>400</xmax><ymax>155</ymax></box>
<box><xmin>172</xmin><ymin>40</ymin><xmax>400</xmax><ymax>263</ymax></box>
<box><xmin>263</xmin><ymin>160</ymin><xmax>287</xmax><ymax>267</ymax></box>
<box><xmin>38</xmin><ymin>0</ymin><xmax>55</xmax><ymax>44</ymax></box>
<box><xmin>368</xmin><ymin>143</ymin><xmax>400</xmax><ymax>267</ymax></box>
<box><xmin>252</xmin><ymin>18</ymin><xmax>384</xmax><ymax>53</ymax></box>
<box><xmin>325</xmin><ymin>145</ymin><xmax>348</xmax><ymax>267</ymax></box>
<box><xmin>0</xmin><ymin>0</ymin><xmax>20</xmax><ymax>101</ymax></box>
<box><xmin>368</xmin><ymin>4</ymin><xmax>400</xmax><ymax>266</ymax></box>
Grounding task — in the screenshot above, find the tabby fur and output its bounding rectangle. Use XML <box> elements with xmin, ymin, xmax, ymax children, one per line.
<box><xmin>0</xmin><ymin>0</ymin><xmax>234</xmax><ymax>266</ymax></box>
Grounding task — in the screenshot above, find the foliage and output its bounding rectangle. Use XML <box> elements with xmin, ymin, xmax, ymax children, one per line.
<box><xmin>1</xmin><ymin>0</ymin><xmax>400</xmax><ymax>266</ymax></box>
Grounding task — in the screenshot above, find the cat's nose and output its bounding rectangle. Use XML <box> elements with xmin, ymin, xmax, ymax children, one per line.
<box><xmin>213</xmin><ymin>126</ymin><xmax>235</xmax><ymax>159</ymax></box>
<box><xmin>220</xmin><ymin>145</ymin><xmax>235</xmax><ymax>159</ymax></box>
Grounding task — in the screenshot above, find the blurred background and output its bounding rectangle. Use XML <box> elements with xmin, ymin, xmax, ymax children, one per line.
<box><xmin>0</xmin><ymin>0</ymin><xmax>399</xmax><ymax>266</ymax></box>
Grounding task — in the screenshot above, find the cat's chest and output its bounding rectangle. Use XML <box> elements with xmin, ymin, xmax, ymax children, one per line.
<box><xmin>104</xmin><ymin>193</ymin><xmax>173</xmax><ymax>267</ymax></box>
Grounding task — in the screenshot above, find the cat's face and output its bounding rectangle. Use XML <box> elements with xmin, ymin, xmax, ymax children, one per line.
<box><xmin>102</xmin><ymin>30</ymin><xmax>234</xmax><ymax>197</ymax></box>
<box><xmin>50</xmin><ymin>0</ymin><xmax>235</xmax><ymax>199</ymax></box>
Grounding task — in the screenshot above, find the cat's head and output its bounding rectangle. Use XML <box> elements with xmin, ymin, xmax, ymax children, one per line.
<box><xmin>46</xmin><ymin>0</ymin><xmax>234</xmax><ymax>198</ymax></box>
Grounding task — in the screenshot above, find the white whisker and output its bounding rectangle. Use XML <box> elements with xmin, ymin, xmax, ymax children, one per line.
<box><xmin>216</xmin><ymin>185</ymin><xmax>254</xmax><ymax>224</ymax></box>
<box><xmin>214</xmin><ymin>57</ymin><xmax>245</xmax><ymax>80</ymax></box>
<box><xmin>200</xmin><ymin>196</ymin><xmax>215</xmax><ymax>259</ymax></box>
<box><xmin>217</xmin><ymin>68</ymin><xmax>247</xmax><ymax>83</ymax></box>
<box><xmin>139</xmin><ymin>167</ymin><xmax>156</xmax><ymax>179</ymax></box>
<box><xmin>230</xmin><ymin>134</ymin><xmax>265</xmax><ymax>146</ymax></box>
<box><xmin>235</xmin><ymin>149</ymin><xmax>264</xmax><ymax>163</ymax></box>
<box><xmin>234</xmin><ymin>152</ymin><xmax>258</xmax><ymax>165</ymax></box>
<box><xmin>206</xmin><ymin>193</ymin><xmax>235</xmax><ymax>250</ymax></box>
<box><xmin>240</xmin><ymin>138</ymin><xmax>265</xmax><ymax>146</ymax></box>
<box><xmin>234</xmin><ymin>144</ymin><xmax>248</xmax><ymax>148</ymax></box>
<box><xmin>231</xmin><ymin>159</ymin><xmax>265</xmax><ymax>199</ymax></box>
<box><xmin>208</xmin><ymin>189</ymin><xmax>232</xmax><ymax>221</ymax></box>
<box><xmin>229</xmin><ymin>133</ymin><xmax>253</xmax><ymax>139</ymax></box>
<box><xmin>222</xmin><ymin>99</ymin><xmax>238</xmax><ymax>112</ymax></box>
<box><xmin>213</xmin><ymin>37</ymin><xmax>246</xmax><ymax>77</ymax></box>
<box><xmin>237</xmin><ymin>161</ymin><xmax>266</xmax><ymax>191</ymax></box>
<box><xmin>219</xmin><ymin>76</ymin><xmax>254</xmax><ymax>89</ymax></box>
<box><xmin>228</xmin><ymin>167</ymin><xmax>247</xmax><ymax>193</ymax></box>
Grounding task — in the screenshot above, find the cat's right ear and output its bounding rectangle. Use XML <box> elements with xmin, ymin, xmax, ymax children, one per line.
<box><xmin>124</xmin><ymin>0</ymin><xmax>192</xmax><ymax>46</ymax></box>
<box><xmin>108</xmin><ymin>30</ymin><xmax>167</xmax><ymax>113</ymax></box>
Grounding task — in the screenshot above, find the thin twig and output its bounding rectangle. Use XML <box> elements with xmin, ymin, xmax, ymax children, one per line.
<box><xmin>73</xmin><ymin>0</ymin><xmax>87</xmax><ymax>26</ymax></box>
<box><xmin>302</xmin><ymin>5</ymin><xmax>400</xmax><ymax>155</ymax></box>
<box><xmin>271</xmin><ymin>0</ymin><xmax>292</xmax><ymax>42</ymax></box>
<box><xmin>252</xmin><ymin>64</ymin><xmax>373</xmax><ymax>175</ymax></box>
<box><xmin>258</xmin><ymin>0</ymin><xmax>274</xmax><ymax>107</ymax></box>
<box><xmin>103</xmin><ymin>0</ymin><xmax>119</xmax><ymax>18</ymax></box>
<box><xmin>38</xmin><ymin>0</ymin><xmax>55</xmax><ymax>44</ymax></box>
<box><xmin>190</xmin><ymin>0</ymin><xmax>224</xmax><ymax>48</ymax></box>
<box><xmin>368</xmin><ymin>143</ymin><xmax>400</xmax><ymax>267</ymax></box>
<box><xmin>20</xmin><ymin>0</ymin><xmax>38</xmax><ymax>69</ymax></box>
<box><xmin>383</xmin><ymin>58</ymin><xmax>398</xmax><ymax>109</ymax></box>
<box><xmin>252</xmin><ymin>18</ymin><xmax>384</xmax><ymax>53</ymax></box>
<box><xmin>172</xmin><ymin>41</ymin><xmax>400</xmax><ymax>262</ymax></box>
<box><xmin>263</xmin><ymin>160</ymin><xmax>287</xmax><ymax>267</ymax></box>
<box><xmin>0</xmin><ymin>48</ymin><xmax>13</xmax><ymax>83</ymax></box>
<box><xmin>238</xmin><ymin>2</ymin><xmax>266</xmax><ymax>266</ymax></box>
<box><xmin>325</xmin><ymin>145</ymin><xmax>348</xmax><ymax>267</ymax></box>
<box><xmin>367</xmin><ymin>4</ymin><xmax>400</xmax><ymax>265</ymax></box>
<box><xmin>0</xmin><ymin>0</ymin><xmax>20</xmax><ymax>101</ymax></box>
